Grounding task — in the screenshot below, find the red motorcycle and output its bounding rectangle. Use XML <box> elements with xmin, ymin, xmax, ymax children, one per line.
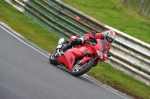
<box><xmin>49</xmin><ymin>33</ymin><xmax>108</xmax><ymax>76</ymax></box>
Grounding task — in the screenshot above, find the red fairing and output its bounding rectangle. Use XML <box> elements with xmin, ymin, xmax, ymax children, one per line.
<box><xmin>101</xmin><ymin>54</ymin><xmax>107</xmax><ymax>62</ymax></box>
<box><xmin>57</xmin><ymin>33</ymin><xmax>111</xmax><ymax>70</ymax></box>
<box><xmin>80</xmin><ymin>56</ymin><xmax>94</xmax><ymax>64</ymax></box>
<box><xmin>57</xmin><ymin>45</ymin><xmax>93</xmax><ymax>70</ymax></box>
<box><xmin>57</xmin><ymin>50</ymin><xmax>76</xmax><ymax>70</ymax></box>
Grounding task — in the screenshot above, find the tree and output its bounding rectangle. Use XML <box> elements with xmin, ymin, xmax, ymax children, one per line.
<box><xmin>144</xmin><ymin>0</ymin><xmax>150</xmax><ymax>17</ymax></box>
<box><xmin>121</xmin><ymin>0</ymin><xmax>128</xmax><ymax>4</ymax></box>
<box><xmin>138</xmin><ymin>0</ymin><xmax>146</xmax><ymax>13</ymax></box>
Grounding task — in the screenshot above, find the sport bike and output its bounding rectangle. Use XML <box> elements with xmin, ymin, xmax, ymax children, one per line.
<box><xmin>49</xmin><ymin>34</ymin><xmax>108</xmax><ymax>76</ymax></box>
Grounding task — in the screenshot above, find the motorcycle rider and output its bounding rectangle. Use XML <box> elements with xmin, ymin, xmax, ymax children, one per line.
<box><xmin>61</xmin><ymin>29</ymin><xmax>116</xmax><ymax>62</ymax></box>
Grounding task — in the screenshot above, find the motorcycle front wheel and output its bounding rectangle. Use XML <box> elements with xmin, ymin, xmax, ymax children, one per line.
<box><xmin>71</xmin><ymin>60</ymin><xmax>95</xmax><ymax>77</ymax></box>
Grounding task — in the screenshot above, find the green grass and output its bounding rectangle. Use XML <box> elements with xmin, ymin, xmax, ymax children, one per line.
<box><xmin>62</xmin><ymin>0</ymin><xmax>150</xmax><ymax>44</ymax></box>
<box><xmin>0</xmin><ymin>0</ymin><xmax>150</xmax><ymax>99</ymax></box>
<box><xmin>87</xmin><ymin>63</ymin><xmax>150</xmax><ymax>99</ymax></box>
<box><xmin>0</xmin><ymin>1</ymin><xmax>59</xmax><ymax>52</ymax></box>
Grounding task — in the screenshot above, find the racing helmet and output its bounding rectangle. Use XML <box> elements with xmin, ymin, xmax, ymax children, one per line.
<box><xmin>105</xmin><ymin>30</ymin><xmax>116</xmax><ymax>43</ymax></box>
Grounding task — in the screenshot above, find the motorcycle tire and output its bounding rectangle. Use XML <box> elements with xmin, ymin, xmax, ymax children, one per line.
<box><xmin>49</xmin><ymin>50</ymin><xmax>59</xmax><ymax>65</ymax></box>
<box><xmin>71</xmin><ymin>60</ymin><xmax>95</xmax><ymax>77</ymax></box>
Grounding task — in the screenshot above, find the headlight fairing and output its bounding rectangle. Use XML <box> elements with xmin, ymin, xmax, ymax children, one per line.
<box><xmin>96</xmin><ymin>50</ymin><xmax>103</xmax><ymax>59</ymax></box>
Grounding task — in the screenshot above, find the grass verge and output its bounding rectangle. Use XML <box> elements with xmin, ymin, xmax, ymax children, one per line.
<box><xmin>0</xmin><ymin>0</ymin><xmax>150</xmax><ymax>99</ymax></box>
<box><xmin>62</xmin><ymin>0</ymin><xmax>150</xmax><ymax>44</ymax></box>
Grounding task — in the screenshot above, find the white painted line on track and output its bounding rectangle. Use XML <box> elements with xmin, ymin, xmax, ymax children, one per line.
<box><xmin>0</xmin><ymin>23</ymin><xmax>128</xmax><ymax>99</ymax></box>
<box><xmin>83</xmin><ymin>74</ymin><xmax>128</xmax><ymax>99</ymax></box>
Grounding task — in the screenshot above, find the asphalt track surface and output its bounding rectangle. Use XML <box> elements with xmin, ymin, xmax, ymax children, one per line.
<box><xmin>0</xmin><ymin>23</ymin><xmax>130</xmax><ymax>99</ymax></box>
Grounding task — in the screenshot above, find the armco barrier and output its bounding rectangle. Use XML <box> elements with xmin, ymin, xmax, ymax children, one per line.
<box><xmin>5</xmin><ymin>0</ymin><xmax>29</xmax><ymax>12</ymax></box>
<box><xmin>23</xmin><ymin>0</ymin><xmax>106</xmax><ymax>39</ymax></box>
<box><xmin>6</xmin><ymin>0</ymin><xmax>150</xmax><ymax>86</ymax></box>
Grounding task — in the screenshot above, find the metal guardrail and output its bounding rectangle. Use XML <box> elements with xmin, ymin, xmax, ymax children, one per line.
<box><xmin>5</xmin><ymin>0</ymin><xmax>29</xmax><ymax>12</ymax></box>
<box><xmin>6</xmin><ymin>0</ymin><xmax>150</xmax><ymax>86</ymax></box>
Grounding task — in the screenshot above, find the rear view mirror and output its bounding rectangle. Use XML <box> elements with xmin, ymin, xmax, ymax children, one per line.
<box><xmin>107</xmin><ymin>54</ymin><xmax>112</xmax><ymax>57</ymax></box>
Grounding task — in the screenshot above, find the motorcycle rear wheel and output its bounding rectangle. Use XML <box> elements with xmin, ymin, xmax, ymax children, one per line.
<box><xmin>49</xmin><ymin>50</ymin><xmax>59</xmax><ymax>65</ymax></box>
<box><xmin>71</xmin><ymin>60</ymin><xmax>94</xmax><ymax>77</ymax></box>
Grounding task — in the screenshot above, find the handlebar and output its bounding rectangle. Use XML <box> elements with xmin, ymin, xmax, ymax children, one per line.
<box><xmin>85</xmin><ymin>39</ymin><xmax>96</xmax><ymax>45</ymax></box>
